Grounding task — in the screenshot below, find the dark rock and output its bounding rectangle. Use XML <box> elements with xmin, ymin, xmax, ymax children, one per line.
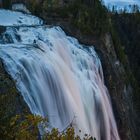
<box><xmin>0</xmin><ymin>59</ymin><xmax>31</xmax><ymax>139</ymax></box>
<box><xmin>0</xmin><ymin>26</ymin><xmax>6</xmax><ymax>34</ymax></box>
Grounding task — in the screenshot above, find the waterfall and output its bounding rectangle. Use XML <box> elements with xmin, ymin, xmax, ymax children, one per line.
<box><xmin>0</xmin><ymin>10</ymin><xmax>120</xmax><ymax>140</ymax></box>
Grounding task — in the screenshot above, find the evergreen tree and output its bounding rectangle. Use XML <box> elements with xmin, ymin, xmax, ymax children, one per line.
<box><xmin>3</xmin><ymin>0</ymin><xmax>11</xmax><ymax>9</ymax></box>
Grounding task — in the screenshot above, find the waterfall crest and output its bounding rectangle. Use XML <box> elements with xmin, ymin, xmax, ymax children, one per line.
<box><xmin>0</xmin><ymin>10</ymin><xmax>120</xmax><ymax>140</ymax></box>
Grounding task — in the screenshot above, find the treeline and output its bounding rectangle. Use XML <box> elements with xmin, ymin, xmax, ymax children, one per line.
<box><xmin>0</xmin><ymin>0</ymin><xmax>110</xmax><ymax>35</ymax></box>
<box><xmin>0</xmin><ymin>0</ymin><xmax>11</xmax><ymax>9</ymax></box>
<box><xmin>110</xmin><ymin>4</ymin><xmax>140</xmax><ymax>13</ymax></box>
<box><xmin>26</xmin><ymin>0</ymin><xmax>110</xmax><ymax>35</ymax></box>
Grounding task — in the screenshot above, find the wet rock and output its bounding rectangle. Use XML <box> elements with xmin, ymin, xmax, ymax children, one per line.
<box><xmin>0</xmin><ymin>59</ymin><xmax>31</xmax><ymax>138</ymax></box>
<box><xmin>0</xmin><ymin>26</ymin><xmax>6</xmax><ymax>34</ymax></box>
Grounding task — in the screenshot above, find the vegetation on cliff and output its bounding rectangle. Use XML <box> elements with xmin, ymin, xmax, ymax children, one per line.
<box><xmin>111</xmin><ymin>10</ymin><xmax>140</xmax><ymax>118</ymax></box>
<box><xmin>25</xmin><ymin>0</ymin><xmax>109</xmax><ymax>35</ymax></box>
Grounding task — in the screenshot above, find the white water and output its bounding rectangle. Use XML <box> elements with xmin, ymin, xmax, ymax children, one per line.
<box><xmin>0</xmin><ymin>10</ymin><xmax>120</xmax><ymax>140</ymax></box>
<box><xmin>12</xmin><ymin>3</ymin><xmax>31</xmax><ymax>14</ymax></box>
<box><xmin>0</xmin><ymin>9</ymin><xmax>43</xmax><ymax>26</ymax></box>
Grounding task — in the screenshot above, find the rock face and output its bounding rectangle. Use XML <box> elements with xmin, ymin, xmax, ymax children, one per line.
<box><xmin>0</xmin><ymin>59</ymin><xmax>31</xmax><ymax>139</ymax></box>
<box><xmin>99</xmin><ymin>34</ymin><xmax>138</xmax><ymax>140</ymax></box>
<box><xmin>0</xmin><ymin>26</ymin><xmax>6</xmax><ymax>34</ymax></box>
<box><xmin>0</xmin><ymin>0</ymin><xmax>2</xmax><ymax>7</ymax></box>
<box><xmin>0</xmin><ymin>61</ymin><xmax>30</xmax><ymax>116</ymax></box>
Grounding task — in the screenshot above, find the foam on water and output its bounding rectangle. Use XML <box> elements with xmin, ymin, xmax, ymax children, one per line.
<box><xmin>0</xmin><ymin>9</ymin><xmax>43</xmax><ymax>26</ymax></box>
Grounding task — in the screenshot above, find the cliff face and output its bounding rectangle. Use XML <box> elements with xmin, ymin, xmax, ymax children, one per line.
<box><xmin>0</xmin><ymin>59</ymin><xmax>31</xmax><ymax>139</ymax></box>
<box><xmin>99</xmin><ymin>34</ymin><xmax>138</xmax><ymax>140</ymax></box>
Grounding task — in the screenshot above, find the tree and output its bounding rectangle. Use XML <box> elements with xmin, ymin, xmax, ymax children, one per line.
<box><xmin>3</xmin><ymin>0</ymin><xmax>11</xmax><ymax>9</ymax></box>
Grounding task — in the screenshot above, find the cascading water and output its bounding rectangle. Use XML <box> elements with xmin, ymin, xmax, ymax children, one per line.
<box><xmin>0</xmin><ymin>9</ymin><xmax>120</xmax><ymax>140</ymax></box>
